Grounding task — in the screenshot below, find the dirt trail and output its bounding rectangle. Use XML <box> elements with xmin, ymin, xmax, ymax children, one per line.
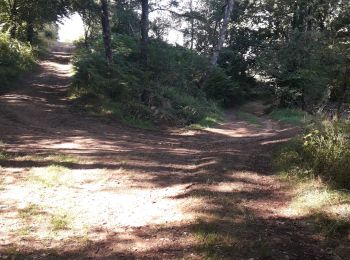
<box><xmin>0</xmin><ymin>45</ymin><xmax>335</xmax><ymax>259</ymax></box>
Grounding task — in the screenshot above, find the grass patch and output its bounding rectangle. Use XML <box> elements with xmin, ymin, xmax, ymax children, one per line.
<box><xmin>1</xmin><ymin>247</ymin><xmax>18</xmax><ymax>256</ymax></box>
<box><xmin>188</xmin><ymin>115</ymin><xmax>223</xmax><ymax>130</ymax></box>
<box><xmin>192</xmin><ymin>219</ymin><xmax>272</xmax><ymax>259</ymax></box>
<box><xmin>193</xmin><ymin>221</ymin><xmax>235</xmax><ymax>259</ymax></box>
<box><xmin>285</xmin><ymin>179</ymin><xmax>350</xmax><ymax>237</ymax></box>
<box><xmin>0</xmin><ymin>150</ymin><xmax>11</xmax><ymax>160</ymax></box>
<box><xmin>270</xmin><ymin>108</ymin><xmax>311</xmax><ymax>125</ymax></box>
<box><xmin>0</xmin><ymin>141</ymin><xmax>12</xmax><ymax>160</ymax></box>
<box><xmin>121</xmin><ymin>116</ymin><xmax>155</xmax><ymax>130</ymax></box>
<box><xmin>17</xmin><ymin>227</ymin><xmax>31</xmax><ymax>236</ymax></box>
<box><xmin>274</xmin><ymin>134</ymin><xmax>350</xmax><ymax>238</ymax></box>
<box><xmin>48</xmin><ymin>154</ymin><xmax>80</xmax><ymax>164</ymax></box>
<box><xmin>17</xmin><ymin>204</ymin><xmax>43</xmax><ymax>236</ymax></box>
<box><xmin>288</xmin><ymin>181</ymin><xmax>350</xmax><ymax>215</ymax></box>
<box><xmin>28</xmin><ymin>165</ymin><xmax>72</xmax><ymax>187</ymax></box>
<box><xmin>16</xmin><ymin>153</ymin><xmax>80</xmax><ymax>164</ymax></box>
<box><xmin>50</xmin><ymin>212</ymin><xmax>71</xmax><ymax>231</ymax></box>
<box><xmin>18</xmin><ymin>204</ymin><xmax>42</xmax><ymax>219</ymax></box>
<box><xmin>236</xmin><ymin>111</ymin><xmax>262</xmax><ymax>127</ymax></box>
<box><xmin>18</xmin><ymin>204</ymin><xmax>73</xmax><ymax>234</ymax></box>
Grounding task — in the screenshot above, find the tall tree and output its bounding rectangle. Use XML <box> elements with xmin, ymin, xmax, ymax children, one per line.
<box><xmin>100</xmin><ymin>0</ymin><xmax>112</xmax><ymax>64</ymax></box>
<box><xmin>9</xmin><ymin>0</ymin><xmax>18</xmax><ymax>38</ymax></box>
<box><xmin>208</xmin><ymin>0</ymin><xmax>234</xmax><ymax>71</ymax></box>
<box><xmin>140</xmin><ymin>0</ymin><xmax>149</xmax><ymax>64</ymax></box>
<box><xmin>189</xmin><ymin>0</ymin><xmax>194</xmax><ymax>50</ymax></box>
<box><xmin>199</xmin><ymin>0</ymin><xmax>235</xmax><ymax>87</ymax></box>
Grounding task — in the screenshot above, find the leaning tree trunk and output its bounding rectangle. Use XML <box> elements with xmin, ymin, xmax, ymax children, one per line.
<box><xmin>100</xmin><ymin>0</ymin><xmax>113</xmax><ymax>64</ymax></box>
<box><xmin>201</xmin><ymin>0</ymin><xmax>234</xmax><ymax>87</ymax></box>
<box><xmin>208</xmin><ymin>0</ymin><xmax>234</xmax><ymax>71</ymax></box>
<box><xmin>140</xmin><ymin>0</ymin><xmax>149</xmax><ymax>65</ymax></box>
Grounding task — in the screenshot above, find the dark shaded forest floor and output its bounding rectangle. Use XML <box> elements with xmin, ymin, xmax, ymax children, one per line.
<box><xmin>0</xmin><ymin>44</ymin><xmax>345</xmax><ymax>259</ymax></box>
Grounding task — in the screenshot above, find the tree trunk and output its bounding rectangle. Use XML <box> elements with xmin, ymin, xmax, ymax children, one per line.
<box><xmin>81</xmin><ymin>11</ymin><xmax>89</xmax><ymax>48</ymax></box>
<box><xmin>26</xmin><ymin>22</ymin><xmax>34</xmax><ymax>43</ymax></box>
<box><xmin>190</xmin><ymin>0</ymin><xmax>194</xmax><ymax>50</ymax></box>
<box><xmin>84</xmin><ymin>27</ymin><xmax>89</xmax><ymax>48</ymax></box>
<box><xmin>100</xmin><ymin>0</ymin><xmax>113</xmax><ymax>64</ymax></box>
<box><xmin>208</xmin><ymin>0</ymin><xmax>234</xmax><ymax>70</ymax></box>
<box><xmin>201</xmin><ymin>0</ymin><xmax>234</xmax><ymax>87</ymax></box>
<box><xmin>336</xmin><ymin>61</ymin><xmax>350</xmax><ymax>120</ymax></box>
<box><xmin>10</xmin><ymin>24</ymin><xmax>17</xmax><ymax>39</ymax></box>
<box><xmin>140</xmin><ymin>0</ymin><xmax>149</xmax><ymax>65</ymax></box>
<box><xmin>10</xmin><ymin>0</ymin><xmax>17</xmax><ymax>38</ymax></box>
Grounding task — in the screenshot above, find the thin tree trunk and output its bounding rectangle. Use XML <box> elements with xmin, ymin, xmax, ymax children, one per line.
<box><xmin>140</xmin><ymin>0</ymin><xmax>150</xmax><ymax>105</ymax></box>
<box><xmin>100</xmin><ymin>0</ymin><xmax>113</xmax><ymax>64</ymax></box>
<box><xmin>81</xmin><ymin>11</ymin><xmax>89</xmax><ymax>48</ymax></box>
<box><xmin>140</xmin><ymin>0</ymin><xmax>149</xmax><ymax>65</ymax></box>
<box><xmin>336</xmin><ymin>62</ymin><xmax>350</xmax><ymax>120</ymax></box>
<box><xmin>201</xmin><ymin>0</ymin><xmax>234</xmax><ymax>87</ymax></box>
<box><xmin>10</xmin><ymin>0</ymin><xmax>17</xmax><ymax>38</ymax></box>
<box><xmin>190</xmin><ymin>0</ymin><xmax>194</xmax><ymax>50</ymax></box>
<box><xmin>26</xmin><ymin>21</ymin><xmax>34</xmax><ymax>43</ymax></box>
<box><xmin>84</xmin><ymin>27</ymin><xmax>89</xmax><ymax>48</ymax></box>
<box><xmin>208</xmin><ymin>0</ymin><xmax>234</xmax><ymax>70</ymax></box>
<box><xmin>306</xmin><ymin>4</ymin><xmax>313</xmax><ymax>32</ymax></box>
<box><xmin>10</xmin><ymin>24</ymin><xmax>17</xmax><ymax>39</ymax></box>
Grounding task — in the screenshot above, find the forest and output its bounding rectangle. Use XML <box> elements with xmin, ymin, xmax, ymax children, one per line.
<box><xmin>0</xmin><ymin>0</ymin><xmax>350</xmax><ymax>259</ymax></box>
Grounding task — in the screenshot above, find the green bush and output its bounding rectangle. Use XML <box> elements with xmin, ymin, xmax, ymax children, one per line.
<box><xmin>204</xmin><ymin>68</ymin><xmax>246</xmax><ymax>107</ymax></box>
<box><xmin>0</xmin><ymin>33</ymin><xmax>35</xmax><ymax>92</ymax></box>
<box><xmin>303</xmin><ymin>121</ymin><xmax>350</xmax><ymax>188</ymax></box>
<box><xmin>274</xmin><ymin>121</ymin><xmax>350</xmax><ymax>189</ymax></box>
<box><xmin>72</xmin><ymin>35</ymin><xmax>221</xmax><ymax>126</ymax></box>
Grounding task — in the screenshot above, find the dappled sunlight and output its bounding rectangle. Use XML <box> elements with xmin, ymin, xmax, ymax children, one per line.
<box><xmin>0</xmin><ymin>44</ymin><xmax>336</xmax><ymax>258</ymax></box>
<box><xmin>0</xmin><ymin>94</ymin><xmax>47</xmax><ymax>104</ymax></box>
<box><xmin>282</xmin><ymin>180</ymin><xmax>350</xmax><ymax>222</ymax></box>
<box><xmin>51</xmin><ymin>142</ymin><xmax>81</xmax><ymax>150</ymax></box>
<box><xmin>204</xmin><ymin>126</ymin><xmax>272</xmax><ymax>138</ymax></box>
<box><xmin>41</xmin><ymin>60</ymin><xmax>72</xmax><ymax>74</ymax></box>
<box><xmin>0</xmin><ymin>163</ymin><xmax>200</xmax><ymax>255</ymax></box>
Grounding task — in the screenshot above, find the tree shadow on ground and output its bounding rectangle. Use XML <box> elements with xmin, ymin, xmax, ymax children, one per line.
<box><xmin>0</xmin><ymin>125</ymin><xmax>343</xmax><ymax>259</ymax></box>
<box><xmin>0</xmin><ymin>46</ymin><xmax>345</xmax><ymax>259</ymax></box>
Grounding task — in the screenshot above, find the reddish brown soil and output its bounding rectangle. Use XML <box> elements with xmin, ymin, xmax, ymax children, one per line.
<box><xmin>0</xmin><ymin>45</ymin><xmax>342</xmax><ymax>259</ymax></box>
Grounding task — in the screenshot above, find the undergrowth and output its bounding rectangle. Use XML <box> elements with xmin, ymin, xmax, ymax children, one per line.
<box><xmin>188</xmin><ymin>115</ymin><xmax>223</xmax><ymax>130</ymax></box>
<box><xmin>71</xmin><ymin>35</ymin><xmax>221</xmax><ymax>127</ymax></box>
<box><xmin>270</xmin><ymin>108</ymin><xmax>311</xmax><ymax>125</ymax></box>
<box><xmin>0</xmin><ymin>33</ymin><xmax>35</xmax><ymax>93</ymax></box>
<box><xmin>274</xmin><ymin>120</ymin><xmax>350</xmax><ymax>237</ymax></box>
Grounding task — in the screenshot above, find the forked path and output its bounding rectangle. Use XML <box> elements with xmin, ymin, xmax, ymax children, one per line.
<box><xmin>0</xmin><ymin>45</ymin><xmax>333</xmax><ymax>259</ymax></box>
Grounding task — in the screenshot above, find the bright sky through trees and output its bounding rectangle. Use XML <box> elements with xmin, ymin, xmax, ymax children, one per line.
<box><xmin>58</xmin><ymin>11</ymin><xmax>183</xmax><ymax>45</ymax></box>
<box><xmin>58</xmin><ymin>13</ymin><xmax>84</xmax><ymax>42</ymax></box>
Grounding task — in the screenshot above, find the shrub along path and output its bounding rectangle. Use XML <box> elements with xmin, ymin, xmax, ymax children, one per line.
<box><xmin>0</xmin><ymin>44</ymin><xmax>342</xmax><ymax>259</ymax></box>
